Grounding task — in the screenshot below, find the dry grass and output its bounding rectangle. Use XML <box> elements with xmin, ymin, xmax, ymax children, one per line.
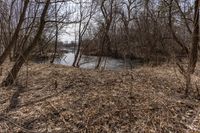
<box><xmin>0</xmin><ymin>62</ymin><xmax>200</xmax><ymax>132</ymax></box>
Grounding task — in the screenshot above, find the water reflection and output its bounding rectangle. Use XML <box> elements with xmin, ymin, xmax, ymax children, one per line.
<box><xmin>54</xmin><ymin>52</ymin><xmax>140</xmax><ymax>70</ymax></box>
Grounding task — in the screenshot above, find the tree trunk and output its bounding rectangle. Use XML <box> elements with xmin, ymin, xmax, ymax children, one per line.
<box><xmin>185</xmin><ymin>0</ymin><xmax>199</xmax><ymax>95</ymax></box>
<box><xmin>96</xmin><ymin>36</ymin><xmax>105</xmax><ymax>69</ymax></box>
<box><xmin>0</xmin><ymin>0</ymin><xmax>29</xmax><ymax>65</ymax></box>
<box><xmin>73</xmin><ymin>37</ymin><xmax>81</xmax><ymax>67</ymax></box>
<box><xmin>2</xmin><ymin>0</ymin><xmax>50</xmax><ymax>86</ymax></box>
<box><xmin>50</xmin><ymin>1</ymin><xmax>58</xmax><ymax>64</ymax></box>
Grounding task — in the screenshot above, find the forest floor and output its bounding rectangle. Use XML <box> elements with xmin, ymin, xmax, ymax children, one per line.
<box><xmin>0</xmin><ymin>62</ymin><xmax>200</xmax><ymax>132</ymax></box>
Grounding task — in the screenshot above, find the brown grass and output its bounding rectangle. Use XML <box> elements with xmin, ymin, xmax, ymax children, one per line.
<box><xmin>0</xmin><ymin>62</ymin><xmax>200</xmax><ymax>132</ymax></box>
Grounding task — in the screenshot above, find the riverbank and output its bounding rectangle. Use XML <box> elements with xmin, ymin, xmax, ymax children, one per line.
<box><xmin>0</xmin><ymin>63</ymin><xmax>200</xmax><ymax>132</ymax></box>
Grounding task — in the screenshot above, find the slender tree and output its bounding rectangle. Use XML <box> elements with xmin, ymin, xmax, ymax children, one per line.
<box><xmin>96</xmin><ymin>0</ymin><xmax>115</xmax><ymax>69</ymax></box>
<box><xmin>185</xmin><ymin>0</ymin><xmax>199</xmax><ymax>95</ymax></box>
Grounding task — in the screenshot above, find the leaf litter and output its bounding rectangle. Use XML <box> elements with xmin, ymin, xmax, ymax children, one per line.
<box><xmin>0</xmin><ymin>63</ymin><xmax>200</xmax><ymax>132</ymax></box>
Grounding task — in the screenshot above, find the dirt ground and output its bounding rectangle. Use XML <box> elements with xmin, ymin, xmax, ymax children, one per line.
<box><xmin>0</xmin><ymin>62</ymin><xmax>200</xmax><ymax>133</ymax></box>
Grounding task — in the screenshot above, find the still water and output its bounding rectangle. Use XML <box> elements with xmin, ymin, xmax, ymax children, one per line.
<box><xmin>53</xmin><ymin>52</ymin><xmax>141</xmax><ymax>70</ymax></box>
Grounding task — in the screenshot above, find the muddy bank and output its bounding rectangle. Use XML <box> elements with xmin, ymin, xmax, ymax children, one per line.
<box><xmin>0</xmin><ymin>63</ymin><xmax>200</xmax><ymax>132</ymax></box>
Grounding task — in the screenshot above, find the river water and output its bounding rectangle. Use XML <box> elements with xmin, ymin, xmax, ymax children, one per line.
<box><xmin>53</xmin><ymin>51</ymin><xmax>142</xmax><ymax>70</ymax></box>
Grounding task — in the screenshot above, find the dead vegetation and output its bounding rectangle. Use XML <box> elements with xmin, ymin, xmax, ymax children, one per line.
<box><xmin>0</xmin><ymin>63</ymin><xmax>200</xmax><ymax>132</ymax></box>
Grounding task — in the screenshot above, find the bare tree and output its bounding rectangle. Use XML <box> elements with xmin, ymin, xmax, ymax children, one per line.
<box><xmin>0</xmin><ymin>0</ymin><xmax>30</xmax><ymax>65</ymax></box>
<box><xmin>96</xmin><ymin>0</ymin><xmax>115</xmax><ymax>69</ymax></box>
<box><xmin>184</xmin><ymin>0</ymin><xmax>199</xmax><ymax>95</ymax></box>
<box><xmin>167</xmin><ymin>0</ymin><xmax>199</xmax><ymax>96</ymax></box>
<box><xmin>119</xmin><ymin>0</ymin><xmax>136</xmax><ymax>67</ymax></box>
<box><xmin>2</xmin><ymin>0</ymin><xmax>51</xmax><ymax>86</ymax></box>
<box><xmin>50</xmin><ymin>0</ymin><xmax>60</xmax><ymax>63</ymax></box>
<box><xmin>73</xmin><ymin>0</ymin><xmax>96</xmax><ymax>67</ymax></box>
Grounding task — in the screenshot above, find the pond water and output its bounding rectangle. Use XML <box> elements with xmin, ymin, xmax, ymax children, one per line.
<box><xmin>53</xmin><ymin>51</ymin><xmax>142</xmax><ymax>70</ymax></box>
